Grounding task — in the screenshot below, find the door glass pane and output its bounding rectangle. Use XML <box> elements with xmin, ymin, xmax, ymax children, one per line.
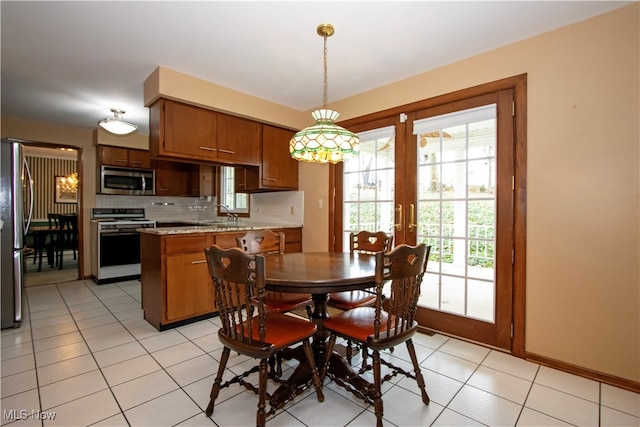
<box><xmin>342</xmin><ymin>127</ymin><xmax>395</xmax><ymax>251</ymax></box>
<box><xmin>414</xmin><ymin>105</ymin><xmax>497</xmax><ymax>323</ymax></box>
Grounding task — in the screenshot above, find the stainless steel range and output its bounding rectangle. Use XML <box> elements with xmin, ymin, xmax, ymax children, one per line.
<box><xmin>91</xmin><ymin>208</ymin><xmax>156</xmax><ymax>284</ymax></box>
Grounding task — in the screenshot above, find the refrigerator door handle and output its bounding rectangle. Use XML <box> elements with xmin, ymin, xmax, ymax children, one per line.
<box><xmin>23</xmin><ymin>158</ymin><xmax>33</xmax><ymax>235</ymax></box>
<box><xmin>13</xmin><ymin>248</ymin><xmax>26</xmax><ymax>323</ymax></box>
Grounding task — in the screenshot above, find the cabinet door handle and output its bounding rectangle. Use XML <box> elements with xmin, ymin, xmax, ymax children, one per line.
<box><xmin>218</xmin><ymin>149</ymin><xmax>235</xmax><ymax>154</ymax></box>
<box><xmin>130</xmin><ymin>160</ymin><xmax>142</xmax><ymax>164</ymax></box>
<box><xmin>114</xmin><ymin>159</ymin><xmax>127</xmax><ymax>164</ymax></box>
<box><xmin>191</xmin><ymin>260</ymin><xmax>207</xmax><ymax>265</ymax></box>
<box><xmin>199</xmin><ymin>147</ymin><xmax>217</xmax><ymax>152</ymax></box>
<box><xmin>262</xmin><ymin>178</ymin><xmax>277</xmax><ymax>182</ymax></box>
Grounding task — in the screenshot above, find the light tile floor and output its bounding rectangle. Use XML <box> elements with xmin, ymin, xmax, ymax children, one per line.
<box><xmin>1</xmin><ymin>279</ymin><xmax>639</xmax><ymax>427</ymax></box>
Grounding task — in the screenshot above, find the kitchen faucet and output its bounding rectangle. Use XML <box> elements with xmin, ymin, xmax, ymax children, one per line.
<box><xmin>214</xmin><ymin>204</ymin><xmax>238</xmax><ymax>223</ymax></box>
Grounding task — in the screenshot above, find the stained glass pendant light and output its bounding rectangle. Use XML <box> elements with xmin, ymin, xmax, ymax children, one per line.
<box><xmin>289</xmin><ymin>24</ymin><xmax>360</xmax><ymax>164</ymax></box>
<box><xmin>98</xmin><ymin>109</ymin><xmax>137</xmax><ymax>135</ymax></box>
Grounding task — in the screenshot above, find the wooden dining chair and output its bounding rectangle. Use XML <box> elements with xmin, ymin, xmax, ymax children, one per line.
<box><xmin>329</xmin><ymin>230</ymin><xmax>394</xmax><ymax>310</ymax></box>
<box><xmin>56</xmin><ymin>214</ymin><xmax>78</xmax><ymax>270</ymax></box>
<box><xmin>328</xmin><ymin>230</ymin><xmax>393</xmax><ymax>364</ymax></box>
<box><xmin>204</xmin><ymin>245</ymin><xmax>324</xmax><ymax>427</ymax></box>
<box><xmin>45</xmin><ymin>213</ymin><xmax>60</xmax><ymax>268</ymax></box>
<box><xmin>320</xmin><ymin>244</ymin><xmax>431</xmax><ymax>427</ymax></box>
<box><xmin>236</xmin><ymin>229</ymin><xmax>313</xmax><ymax>376</ymax></box>
<box><xmin>236</xmin><ymin>230</ymin><xmax>313</xmax><ymax>320</ymax></box>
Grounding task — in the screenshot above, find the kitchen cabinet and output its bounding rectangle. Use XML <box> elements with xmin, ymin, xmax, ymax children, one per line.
<box><xmin>141</xmin><ymin>233</ymin><xmax>214</xmax><ymax>329</ymax></box>
<box><xmin>153</xmin><ymin>160</ymin><xmax>190</xmax><ymax>197</ymax></box>
<box><xmin>149</xmin><ymin>98</ymin><xmax>217</xmax><ymax>162</ymax></box>
<box><xmin>141</xmin><ymin>227</ymin><xmax>303</xmax><ymax>330</ymax></box>
<box><xmin>216</xmin><ymin>113</ymin><xmax>261</xmax><ymax>165</ymax></box>
<box><xmin>236</xmin><ymin>124</ymin><xmax>298</xmax><ymax>192</ymax></box>
<box><xmin>153</xmin><ymin>161</ymin><xmax>214</xmax><ymax>197</ymax></box>
<box><xmin>149</xmin><ymin>98</ymin><xmax>260</xmax><ymax>166</ymax></box>
<box><xmin>98</xmin><ymin>145</ymin><xmax>151</xmax><ymax>169</ymax></box>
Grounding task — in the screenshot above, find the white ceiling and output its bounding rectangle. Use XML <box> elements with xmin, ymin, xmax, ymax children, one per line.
<box><xmin>1</xmin><ymin>1</ymin><xmax>632</xmax><ymax>135</ymax></box>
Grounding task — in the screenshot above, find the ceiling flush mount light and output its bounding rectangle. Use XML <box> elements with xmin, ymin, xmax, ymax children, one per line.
<box><xmin>289</xmin><ymin>23</ymin><xmax>360</xmax><ymax>164</ymax></box>
<box><xmin>98</xmin><ymin>109</ymin><xmax>137</xmax><ymax>135</ymax></box>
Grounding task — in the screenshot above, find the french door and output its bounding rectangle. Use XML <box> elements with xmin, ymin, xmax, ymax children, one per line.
<box><xmin>334</xmin><ymin>88</ymin><xmax>519</xmax><ymax>351</ymax></box>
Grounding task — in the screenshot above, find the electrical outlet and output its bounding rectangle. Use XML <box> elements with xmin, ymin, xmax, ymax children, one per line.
<box><xmin>290</xmin><ymin>206</ymin><xmax>294</xmax><ymax>215</ymax></box>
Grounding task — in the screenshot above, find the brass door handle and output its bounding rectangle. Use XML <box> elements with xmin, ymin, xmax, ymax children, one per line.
<box><xmin>409</xmin><ymin>204</ymin><xmax>418</xmax><ymax>233</ymax></box>
<box><xmin>391</xmin><ymin>203</ymin><xmax>403</xmax><ymax>231</ymax></box>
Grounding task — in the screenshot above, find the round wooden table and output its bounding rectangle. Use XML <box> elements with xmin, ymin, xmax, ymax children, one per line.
<box><xmin>264</xmin><ymin>252</ymin><xmax>375</xmax><ymax>344</ymax></box>
<box><xmin>263</xmin><ymin>252</ymin><xmax>377</xmax><ymax>406</ymax></box>
<box><xmin>264</xmin><ymin>252</ymin><xmax>376</xmax><ymax>294</ymax></box>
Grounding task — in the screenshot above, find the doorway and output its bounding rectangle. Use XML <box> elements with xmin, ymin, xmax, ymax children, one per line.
<box><xmin>23</xmin><ymin>144</ymin><xmax>81</xmax><ymax>286</ymax></box>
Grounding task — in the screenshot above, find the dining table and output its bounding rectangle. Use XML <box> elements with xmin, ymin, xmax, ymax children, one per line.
<box><xmin>263</xmin><ymin>251</ymin><xmax>377</xmax><ymax>407</ymax></box>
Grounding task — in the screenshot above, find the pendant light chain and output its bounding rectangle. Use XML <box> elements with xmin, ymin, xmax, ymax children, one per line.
<box><xmin>323</xmin><ymin>34</ymin><xmax>328</xmax><ymax>109</ymax></box>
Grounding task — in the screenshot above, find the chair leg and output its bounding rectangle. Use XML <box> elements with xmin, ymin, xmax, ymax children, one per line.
<box><xmin>206</xmin><ymin>347</ymin><xmax>230</xmax><ymax>417</ymax></box>
<box><xmin>320</xmin><ymin>334</ymin><xmax>337</xmax><ymax>380</ymax></box>
<box><xmin>361</xmin><ymin>343</ymin><xmax>369</xmax><ymax>372</ymax></box>
<box><xmin>372</xmin><ymin>350</ymin><xmax>384</xmax><ymax>427</ymax></box>
<box><xmin>346</xmin><ymin>340</ymin><xmax>353</xmax><ymax>364</ymax></box>
<box><xmin>359</xmin><ymin>344</ymin><xmax>369</xmax><ymax>373</ymax></box>
<box><xmin>305</xmin><ymin>305</ymin><xmax>312</xmax><ymax>320</ymax></box>
<box><xmin>406</xmin><ymin>339</ymin><xmax>430</xmax><ymax>404</ymax></box>
<box><xmin>301</xmin><ymin>338</ymin><xmax>324</xmax><ymax>402</ymax></box>
<box><xmin>257</xmin><ymin>359</ymin><xmax>268</xmax><ymax>427</ymax></box>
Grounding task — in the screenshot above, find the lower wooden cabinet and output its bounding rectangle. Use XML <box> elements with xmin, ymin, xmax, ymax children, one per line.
<box><xmin>141</xmin><ymin>227</ymin><xmax>302</xmax><ymax>330</ymax></box>
<box><xmin>165</xmin><ymin>252</ymin><xmax>213</xmax><ymax>322</ymax></box>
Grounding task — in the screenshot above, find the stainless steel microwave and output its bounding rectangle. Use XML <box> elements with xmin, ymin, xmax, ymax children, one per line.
<box><xmin>99</xmin><ymin>166</ymin><xmax>155</xmax><ymax>195</ymax></box>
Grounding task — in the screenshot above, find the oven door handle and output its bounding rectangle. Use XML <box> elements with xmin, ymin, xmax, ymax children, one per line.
<box><xmin>99</xmin><ymin>231</ymin><xmax>141</xmax><ymax>236</ymax></box>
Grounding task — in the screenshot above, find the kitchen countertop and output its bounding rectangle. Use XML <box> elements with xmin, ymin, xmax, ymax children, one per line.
<box><xmin>140</xmin><ymin>221</ymin><xmax>303</xmax><ymax>235</ymax></box>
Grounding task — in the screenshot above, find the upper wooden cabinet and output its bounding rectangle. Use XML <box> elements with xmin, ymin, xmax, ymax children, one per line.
<box><xmin>149</xmin><ymin>98</ymin><xmax>260</xmax><ymax>166</ymax></box>
<box><xmin>153</xmin><ymin>160</ymin><xmax>213</xmax><ymax>197</ymax></box>
<box><xmin>98</xmin><ymin>145</ymin><xmax>151</xmax><ymax>169</ymax></box>
<box><xmin>216</xmin><ymin>113</ymin><xmax>261</xmax><ymax>165</ymax></box>
<box><xmin>237</xmin><ymin>124</ymin><xmax>298</xmax><ymax>192</ymax></box>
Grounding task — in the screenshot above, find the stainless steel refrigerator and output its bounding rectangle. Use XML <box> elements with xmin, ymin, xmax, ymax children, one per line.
<box><xmin>1</xmin><ymin>138</ymin><xmax>34</xmax><ymax>329</ymax></box>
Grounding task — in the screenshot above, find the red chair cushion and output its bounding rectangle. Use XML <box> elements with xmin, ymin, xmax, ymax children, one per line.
<box><xmin>323</xmin><ymin>306</ymin><xmax>385</xmax><ymax>342</ymax></box>
<box><xmin>259</xmin><ymin>291</ymin><xmax>312</xmax><ymax>312</ymax></box>
<box><xmin>328</xmin><ymin>290</ymin><xmax>376</xmax><ymax>310</ymax></box>
<box><xmin>242</xmin><ymin>312</ymin><xmax>317</xmax><ymax>349</ymax></box>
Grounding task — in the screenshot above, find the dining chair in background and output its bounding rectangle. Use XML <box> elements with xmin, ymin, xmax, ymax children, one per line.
<box><xmin>236</xmin><ymin>229</ymin><xmax>313</xmax><ymax>376</ymax></box>
<box><xmin>328</xmin><ymin>230</ymin><xmax>394</xmax><ymax>364</ymax></box>
<box><xmin>236</xmin><ymin>230</ymin><xmax>312</xmax><ymax>319</ymax></box>
<box><xmin>203</xmin><ymin>245</ymin><xmax>324</xmax><ymax>427</ymax></box>
<box><xmin>56</xmin><ymin>213</ymin><xmax>78</xmax><ymax>270</ymax></box>
<box><xmin>320</xmin><ymin>243</ymin><xmax>431</xmax><ymax>427</ymax></box>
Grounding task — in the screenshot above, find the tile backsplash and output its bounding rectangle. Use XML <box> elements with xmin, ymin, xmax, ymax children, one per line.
<box><xmin>95</xmin><ymin>191</ymin><xmax>304</xmax><ymax>226</ymax></box>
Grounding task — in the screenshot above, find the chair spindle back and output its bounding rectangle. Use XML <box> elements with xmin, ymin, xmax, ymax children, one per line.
<box><xmin>205</xmin><ymin>245</ymin><xmax>267</xmax><ymax>346</ymax></box>
<box><xmin>373</xmin><ymin>244</ymin><xmax>430</xmax><ymax>339</ymax></box>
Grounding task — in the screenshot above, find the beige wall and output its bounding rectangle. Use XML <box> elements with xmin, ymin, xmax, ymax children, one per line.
<box><xmin>2</xmin><ymin>3</ymin><xmax>638</xmax><ymax>383</ymax></box>
<box><xmin>324</xmin><ymin>4</ymin><xmax>640</xmax><ymax>382</ymax></box>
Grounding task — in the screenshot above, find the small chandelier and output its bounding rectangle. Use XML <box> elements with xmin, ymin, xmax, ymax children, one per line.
<box><xmin>59</xmin><ymin>172</ymin><xmax>79</xmax><ymax>193</ymax></box>
<box><xmin>290</xmin><ymin>23</ymin><xmax>360</xmax><ymax>164</ymax></box>
<box><xmin>98</xmin><ymin>109</ymin><xmax>138</xmax><ymax>135</ymax></box>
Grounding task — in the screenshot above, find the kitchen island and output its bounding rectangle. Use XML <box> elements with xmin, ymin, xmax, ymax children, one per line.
<box><xmin>139</xmin><ymin>223</ymin><xmax>302</xmax><ymax>330</ymax></box>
